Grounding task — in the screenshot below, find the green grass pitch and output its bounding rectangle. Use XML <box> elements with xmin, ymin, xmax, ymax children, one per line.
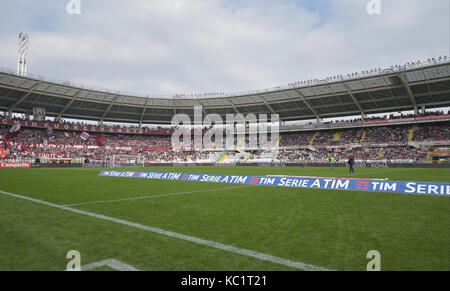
<box><xmin>0</xmin><ymin>166</ymin><xmax>449</xmax><ymax>271</ymax></box>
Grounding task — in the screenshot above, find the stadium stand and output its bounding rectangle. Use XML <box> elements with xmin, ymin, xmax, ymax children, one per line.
<box><xmin>278</xmin><ymin>132</ymin><xmax>315</xmax><ymax>147</ymax></box>
<box><xmin>363</xmin><ymin>126</ymin><xmax>409</xmax><ymax>143</ymax></box>
<box><xmin>0</xmin><ymin>59</ymin><xmax>449</xmax><ymax>166</ymax></box>
<box><xmin>0</xmin><ymin>114</ymin><xmax>448</xmax><ymax>164</ymax></box>
<box><xmin>412</xmin><ymin>123</ymin><xmax>450</xmax><ymax>142</ymax></box>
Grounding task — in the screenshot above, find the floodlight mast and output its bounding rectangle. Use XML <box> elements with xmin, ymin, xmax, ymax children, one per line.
<box><xmin>17</xmin><ymin>32</ymin><xmax>29</xmax><ymax>76</ymax></box>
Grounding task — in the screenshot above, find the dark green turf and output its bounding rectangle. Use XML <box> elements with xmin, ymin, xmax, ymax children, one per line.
<box><xmin>0</xmin><ymin>166</ymin><xmax>449</xmax><ymax>270</ymax></box>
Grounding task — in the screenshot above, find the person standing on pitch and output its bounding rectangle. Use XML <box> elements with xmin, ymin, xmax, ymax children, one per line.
<box><xmin>329</xmin><ymin>156</ymin><xmax>334</xmax><ymax>171</ymax></box>
<box><xmin>347</xmin><ymin>156</ymin><xmax>355</xmax><ymax>174</ymax></box>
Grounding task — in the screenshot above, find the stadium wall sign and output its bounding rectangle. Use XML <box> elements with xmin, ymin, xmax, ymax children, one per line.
<box><xmin>0</xmin><ymin>162</ymin><xmax>31</xmax><ymax>168</ymax></box>
<box><xmin>30</xmin><ymin>163</ymin><xmax>82</xmax><ymax>168</ymax></box>
<box><xmin>9</xmin><ymin>142</ymin><xmax>170</xmax><ymax>152</ymax></box>
<box><xmin>98</xmin><ymin>171</ymin><xmax>450</xmax><ymax>196</ymax></box>
<box><xmin>82</xmin><ymin>162</ymin><xmax>105</xmax><ymax>168</ymax></box>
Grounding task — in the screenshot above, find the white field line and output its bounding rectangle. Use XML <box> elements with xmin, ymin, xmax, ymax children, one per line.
<box><xmin>0</xmin><ymin>189</ymin><xmax>330</xmax><ymax>271</ymax></box>
<box><xmin>332</xmin><ymin>168</ymin><xmax>418</xmax><ymax>180</ymax></box>
<box><xmin>268</xmin><ymin>175</ymin><xmax>388</xmax><ymax>181</ymax></box>
<box><xmin>80</xmin><ymin>258</ymin><xmax>139</xmax><ymax>271</ymax></box>
<box><xmin>268</xmin><ymin>168</ymin><xmax>410</xmax><ymax>180</ymax></box>
<box><xmin>342</xmin><ymin>168</ymin><xmax>408</xmax><ymax>177</ymax></box>
<box><xmin>64</xmin><ymin>185</ymin><xmax>251</xmax><ymax>207</ymax></box>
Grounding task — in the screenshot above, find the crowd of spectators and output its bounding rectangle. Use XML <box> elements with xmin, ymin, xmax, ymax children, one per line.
<box><xmin>312</xmin><ymin>130</ymin><xmax>335</xmax><ymax>145</ymax></box>
<box><xmin>0</xmin><ymin>120</ymin><xmax>448</xmax><ymax>163</ymax></box>
<box><xmin>338</xmin><ymin>128</ymin><xmax>364</xmax><ymax>144</ymax></box>
<box><xmin>278</xmin><ymin>126</ymin><xmax>412</xmax><ymax>147</ymax></box>
<box><xmin>281</xmin><ymin>109</ymin><xmax>449</xmax><ymax>130</ymax></box>
<box><xmin>382</xmin><ymin>147</ymin><xmax>428</xmax><ymax>161</ymax></box>
<box><xmin>412</xmin><ymin>124</ymin><xmax>450</xmax><ymax>142</ymax></box>
<box><xmin>363</xmin><ymin>126</ymin><xmax>409</xmax><ymax>143</ymax></box>
<box><xmin>279</xmin><ymin>132</ymin><xmax>315</xmax><ymax>147</ymax></box>
<box><xmin>276</xmin><ymin>146</ymin><xmax>428</xmax><ymax>163</ymax></box>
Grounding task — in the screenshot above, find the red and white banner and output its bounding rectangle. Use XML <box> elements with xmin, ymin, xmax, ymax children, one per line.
<box><xmin>0</xmin><ymin>118</ymin><xmax>226</xmax><ymax>136</ymax></box>
<box><xmin>9</xmin><ymin>123</ymin><xmax>21</xmax><ymax>133</ymax></box>
<box><xmin>23</xmin><ymin>143</ymin><xmax>139</xmax><ymax>151</ymax></box>
<box><xmin>431</xmin><ymin>152</ymin><xmax>450</xmax><ymax>157</ymax></box>
<box><xmin>363</xmin><ymin>120</ymin><xmax>388</xmax><ymax>125</ymax></box>
<box><xmin>363</xmin><ymin>142</ymin><xmax>409</xmax><ymax>147</ymax></box>
<box><xmin>80</xmin><ymin>131</ymin><xmax>90</xmax><ymax>141</ymax></box>
<box><xmin>414</xmin><ymin>114</ymin><xmax>450</xmax><ymax>121</ymax></box>
<box><xmin>411</xmin><ymin>140</ymin><xmax>450</xmax><ymax>146</ymax></box>
<box><xmin>0</xmin><ymin>148</ymin><xmax>7</xmax><ymax>159</ymax></box>
<box><xmin>0</xmin><ymin>136</ymin><xmax>8</xmax><ymax>148</ymax></box>
<box><xmin>363</xmin><ymin>115</ymin><xmax>450</xmax><ymax>125</ymax></box>
<box><xmin>143</xmin><ymin>147</ymin><xmax>172</xmax><ymax>151</ymax></box>
<box><xmin>0</xmin><ymin>162</ymin><xmax>31</xmax><ymax>168</ymax></box>
<box><xmin>0</xmin><ymin>118</ymin><xmax>173</xmax><ymax>135</ymax></box>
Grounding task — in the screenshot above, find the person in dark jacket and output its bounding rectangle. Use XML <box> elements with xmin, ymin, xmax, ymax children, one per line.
<box><xmin>347</xmin><ymin>156</ymin><xmax>355</xmax><ymax>174</ymax></box>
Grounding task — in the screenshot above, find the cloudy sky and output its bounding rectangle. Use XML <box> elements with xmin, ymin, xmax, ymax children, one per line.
<box><xmin>0</xmin><ymin>0</ymin><xmax>448</xmax><ymax>96</ymax></box>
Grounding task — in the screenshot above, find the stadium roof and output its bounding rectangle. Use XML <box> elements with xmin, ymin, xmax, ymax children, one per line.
<box><xmin>0</xmin><ymin>60</ymin><xmax>449</xmax><ymax>124</ymax></box>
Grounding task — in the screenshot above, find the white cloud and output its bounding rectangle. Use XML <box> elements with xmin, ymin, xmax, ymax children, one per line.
<box><xmin>0</xmin><ymin>0</ymin><xmax>448</xmax><ymax>96</ymax></box>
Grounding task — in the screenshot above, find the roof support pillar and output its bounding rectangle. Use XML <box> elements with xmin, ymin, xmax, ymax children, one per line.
<box><xmin>8</xmin><ymin>82</ymin><xmax>40</xmax><ymax>113</ymax></box>
<box><xmin>101</xmin><ymin>96</ymin><xmax>118</xmax><ymax>122</ymax></box>
<box><xmin>260</xmin><ymin>96</ymin><xmax>276</xmax><ymax>114</ymax></box>
<box><xmin>399</xmin><ymin>74</ymin><xmax>418</xmax><ymax>115</ymax></box>
<box><xmin>139</xmin><ymin>108</ymin><xmax>147</xmax><ymax>128</ymax></box>
<box><xmin>295</xmin><ymin>89</ymin><xmax>320</xmax><ymax>121</ymax></box>
<box><xmin>139</xmin><ymin>100</ymin><xmax>149</xmax><ymax>128</ymax></box>
<box><xmin>343</xmin><ymin>83</ymin><xmax>365</xmax><ymax>118</ymax></box>
<box><xmin>58</xmin><ymin>90</ymin><xmax>81</xmax><ymax>119</ymax></box>
<box><xmin>228</xmin><ymin>99</ymin><xmax>240</xmax><ymax>114</ymax></box>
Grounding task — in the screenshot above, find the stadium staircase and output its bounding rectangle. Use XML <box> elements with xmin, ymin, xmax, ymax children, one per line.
<box><xmin>244</xmin><ymin>154</ymin><xmax>253</xmax><ymax>163</ymax></box>
<box><xmin>425</xmin><ymin>151</ymin><xmax>433</xmax><ymax>163</ymax></box>
<box><xmin>217</xmin><ymin>153</ymin><xmax>228</xmax><ymax>163</ymax></box>
<box><xmin>245</xmin><ymin>136</ymin><xmax>282</xmax><ymax>163</ymax></box>
<box><xmin>236</xmin><ymin>136</ymin><xmax>245</xmax><ymax>151</ymax></box>
<box><xmin>378</xmin><ymin>148</ymin><xmax>384</xmax><ymax>159</ymax></box>
<box><xmin>408</xmin><ymin>127</ymin><xmax>416</xmax><ymax>142</ymax></box>
<box><xmin>277</xmin><ymin>136</ymin><xmax>283</xmax><ymax>147</ymax></box>
<box><xmin>235</xmin><ymin>136</ymin><xmax>249</xmax><ymax>155</ymax></box>
<box><xmin>332</xmin><ymin>130</ymin><xmax>343</xmax><ymax>142</ymax></box>
<box><xmin>309</xmin><ymin>132</ymin><xmax>317</xmax><ymax>145</ymax></box>
<box><xmin>360</xmin><ymin>130</ymin><xmax>367</xmax><ymax>144</ymax></box>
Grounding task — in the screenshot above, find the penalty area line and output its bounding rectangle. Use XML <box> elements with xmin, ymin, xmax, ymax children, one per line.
<box><xmin>80</xmin><ymin>258</ymin><xmax>139</xmax><ymax>271</ymax></box>
<box><xmin>64</xmin><ymin>185</ymin><xmax>252</xmax><ymax>207</ymax></box>
<box><xmin>0</xmin><ymin>189</ymin><xmax>330</xmax><ymax>271</ymax></box>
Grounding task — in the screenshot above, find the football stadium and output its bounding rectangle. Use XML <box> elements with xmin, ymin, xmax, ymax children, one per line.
<box><xmin>0</xmin><ymin>1</ymin><xmax>449</xmax><ymax>275</ymax></box>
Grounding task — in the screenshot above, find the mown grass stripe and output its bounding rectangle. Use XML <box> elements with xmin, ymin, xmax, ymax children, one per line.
<box><xmin>0</xmin><ymin>189</ymin><xmax>330</xmax><ymax>271</ymax></box>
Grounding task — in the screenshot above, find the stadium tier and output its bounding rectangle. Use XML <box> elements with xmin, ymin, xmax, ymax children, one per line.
<box><xmin>0</xmin><ymin>112</ymin><xmax>449</xmax><ymax>165</ymax></box>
